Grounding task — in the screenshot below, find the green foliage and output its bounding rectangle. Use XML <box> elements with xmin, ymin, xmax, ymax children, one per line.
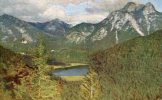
<box><xmin>0</xmin><ymin>45</ymin><xmax>35</xmax><ymax>99</ymax></box>
<box><xmin>1</xmin><ymin>28</ymin><xmax>162</xmax><ymax>100</ymax></box>
<box><xmin>80</xmin><ymin>68</ymin><xmax>101</xmax><ymax>100</ymax></box>
<box><xmin>37</xmin><ymin>34</ymin><xmax>46</xmax><ymax>57</ymax></box>
<box><xmin>54</xmin><ymin>48</ymin><xmax>88</xmax><ymax>63</ymax></box>
<box><xmin>91</xmin><ymin>30</ymin><xmax>162</xmax><ymax>100</ymax></box>
<box><xmin>61</xmin><ymin>81</ymin><xmax>82</xmax><ymax>100</ymax></box>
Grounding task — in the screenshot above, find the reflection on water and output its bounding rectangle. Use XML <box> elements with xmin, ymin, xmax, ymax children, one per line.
<box><xmin>52</xmin><ymin>65</ymin><xmax>88</xmax><ymax>76</ymax></box>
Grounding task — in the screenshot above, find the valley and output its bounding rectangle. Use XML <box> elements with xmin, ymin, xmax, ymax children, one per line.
<box><xmin>0</xmin><ymin>1</ymin><xmax>162</xmax><ymax>100</ymax></box>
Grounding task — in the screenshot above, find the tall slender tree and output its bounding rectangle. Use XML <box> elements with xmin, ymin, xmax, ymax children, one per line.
<box><xmin>80</xmin><ymin>68</ymin><xmax>101</xmax><ymax>100</ymax></box>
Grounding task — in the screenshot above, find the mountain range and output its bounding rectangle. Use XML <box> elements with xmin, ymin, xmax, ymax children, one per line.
<box><xmin>0</xmin><ymin>2</ymin><xmax>162</xmax><ymax>53</ymax></box>
<box><xmin>0</xmin><ymin>14</ymin><xmax>70</xmax><ymax>52</ymax></box>
<box><xmin>1</xmin><ymin>1</ymin><xmax>162</xmax><ymax>99</ymax></box>
<box><xmin>66</xmin><ymin>2</ymin><xmax>162</xmax><ymax>51</ymax></box>
<box><xmin>29</xmin><ymin>19</ymin><xmax>71</xmax><ymax>37</ymax></box>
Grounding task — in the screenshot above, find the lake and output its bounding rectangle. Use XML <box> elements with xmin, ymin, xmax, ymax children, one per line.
<box><xmin>52</xmin><ymin>65</ymin><xmax>89</xmax><ymax>76</ymax></box>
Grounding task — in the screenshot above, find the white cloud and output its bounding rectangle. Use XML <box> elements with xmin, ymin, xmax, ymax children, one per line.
<box><xmin>0</xmin><ymin>0</ymin><xmax>151</xmax><ymax>25</ymax></box>
<box><xmin>0</xmin><ymin>0</ymin><xmax>67</xmax><ymax>22</ymax></box>
<box><xmin>66</xmin><ymin>13</ymin><xmax>108</xmax><ymax>25</ymax></box>
<box><xmin>42</xmin><ymin>6</ymin><xmax>66</xmax><ymax>20</ymax></box>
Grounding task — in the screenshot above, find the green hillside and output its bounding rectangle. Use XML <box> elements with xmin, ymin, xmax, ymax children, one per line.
<box><xmin>0</xmin><ymin>44</ymin><xmax>83</xmax><ymax>100</ymax></box>
<box><xmin>0</xmin><ymin>45</ymin><xmax>26</xmax><ymax>72</ymax></box>
<box><xmin>91</xmin><ymin>30</ymin><xmax>162</xmax><ymax>100</ymax></box>
<box><xmin>0</xmin><ymin>45</ymin><xmax>35</xmax><ymax>99</ymax></box>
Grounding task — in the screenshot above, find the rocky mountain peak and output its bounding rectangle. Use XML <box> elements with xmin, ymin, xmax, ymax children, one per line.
<box><xmin>0</xmin><ymin>14</ymin><xmax>15</xmax><ymax>19</ymax></box>
<box><xmin>124</xmin><ymin>2</ymin><xmax>137</xmax><ymax>8</ymax></box>
<box><xmin>143</xmin><ymin>2</ymin><xmax>156</xmax><ymax>14</ymax></box>
<box><xmin>122</xmin><ymin>2</ymin><xmax>156</xmax><ymax>13</ymax></box>
<box><xmin>122</xmin><ymin>2</ymin><xmax>138</xmax><ymax>12</ymax></box>
<box><xmin>49</xmin><ymin>18</ymin><xmax>62</xmax><ymax>23</ymax></box>
<box><xmin>145</xmin><ymin>2</ymin><xmax>155</xmax><ymax>8</ymax></box>
<box><xmin>0</xmin><ymin>14</ymin><xmax>23</xmax><ymax>25</ymax></box>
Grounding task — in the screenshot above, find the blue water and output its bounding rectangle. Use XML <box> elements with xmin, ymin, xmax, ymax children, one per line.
<box><xmin>52</xmin><ymin>65</ymin><xmax>88</xmax><ymax>76</ymax></box>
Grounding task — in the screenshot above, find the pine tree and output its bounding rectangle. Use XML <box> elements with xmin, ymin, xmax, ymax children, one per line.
<box><xmin>30</xmin><ymin>34</ymin><xmax>47</xmax><ymax>99</ymax></box>
<box><xmin>80</xmin><ymin>68</ymin><xmax>101</xmax><ymax>100</ymax></box>
<box><xmin>31</xmin><ymin>34</ymin><xmax>62</xmax><ymax>99</ymax></box>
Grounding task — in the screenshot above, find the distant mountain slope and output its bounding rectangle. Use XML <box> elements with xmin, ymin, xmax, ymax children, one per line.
<box><xmin>1</xmin><ymin>2</ymin><xmax>162</xmax><ymax>55</ymax></box>
<box><xmin>0</xmin><ymin>14</ymin><xmax>72</xmax><ymax>53</ymax></box>
<box><xmin>66</xmin><ymin>2</ymin><xmax>162</xmax><ymax>51</ymax></box>
<box><xmin>29</xmin><ymin>19</ymin><xmax>71</xmax><ymax>37</ymax></box>
<box><xmin>90</xmin><ymin>30</ymin><xmax>162</xmax><ymax>99</ymax></box>
<box><xmin>0</xmin><ymin>14</ymin><xmax>45</xmax><ymax>52</ymax></box>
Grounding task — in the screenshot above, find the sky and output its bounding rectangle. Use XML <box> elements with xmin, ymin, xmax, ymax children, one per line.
<box><xmin>0</xmin><ymin>0</ymin><xmax>162</xmax><ymax>25</ymax></box>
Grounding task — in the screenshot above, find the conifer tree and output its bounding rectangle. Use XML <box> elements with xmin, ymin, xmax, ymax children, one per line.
<box><xmin>80</xmin><ymin>68</ymin><xmax>101</xmax><ymax>100</ymax></box>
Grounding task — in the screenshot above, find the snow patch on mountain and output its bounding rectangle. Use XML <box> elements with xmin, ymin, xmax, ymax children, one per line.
<box><xmin>89</xmin><ymin>26</ymin><xmax>95</xmax><ymax>32</ymax></box>
<box><xmin>110</xmin><ymin>12</ymin><xmax>121</xmax><ymax>31</ymax></box>
<box><xmin>1</xmin><ymin>36</ymin><xmax>8</xmax><ymax>41</ymax></box>
<box><xmin>125</xmin><ymin>13</ymin><xmax>145</xmax><ymax>36</ymax></box>
<box><xmin>109</xmin><ymin>11</ymin><xmax>145</xmax><ymax>36</ymax></box>
<box><xmin>7</xmin><ymin>30</ymin><xmax>13</xmax><ymax>35</ymax></box>
<box><xmin>143</xmin><ymin>2</ymin><xmax>156</xmax><ymax>15</ymax></box>
<box><xmin>15</xmin><ymin>27</ymin><xmax>26</xmax><ymax>34</ymax></box>
<box><xmin>0</xmin><ymin>23</ymin><xmax>17</xmax><ymax>41</ymax></box>
<box><xmin>143</xmin><ymin>14</ymin><xmax>150</xmax><ymax>35</ymax></box>
<box><xmin>47</xmin><ymin>26</ymin><xmax>57</xmax><ymax>31</ymax></box>
<box><xmin>66</xmin><ymin>2</ymin><xmax>161</xmax><ymax>45</ymax></box>
<box><xmin>143</xmin><ymin>2</ymin><xmax>158</xmax><ymax>35</ymax></box>
<box><xmin>92</xmin><ymin>28</ymin><xmax>107</xmax><ymax>41</ymax></box>
<box><xmin>115</xmin><ymin>31</ymin><xmax>119</xmax><ymax>44</ymax></box>
<box><xmin>0</xmin><ymin>24</ymin><xmax>8</xmax><ymax>34</ymax></box>
<box><xmin>21</xmin><ymin>33</ymin><xmax>33</xmax><ymax>44</ymax></box>
<box><xmin>67</xmin><ymin>31</ymin><xmax>92</xmax><ymax>44</ymax></box>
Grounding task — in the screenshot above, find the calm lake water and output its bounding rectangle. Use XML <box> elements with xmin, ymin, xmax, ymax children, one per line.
<box><xmin>52</xmin><ymin>65</ymin><xmax>89</xmax><ymax>76</ymax></box>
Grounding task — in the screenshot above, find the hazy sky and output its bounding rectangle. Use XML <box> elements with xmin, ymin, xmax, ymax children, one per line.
<box><xmin>0</xmin><ymin>0</ymin><xmax>162</xmax><ymax>25</ymax></box>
